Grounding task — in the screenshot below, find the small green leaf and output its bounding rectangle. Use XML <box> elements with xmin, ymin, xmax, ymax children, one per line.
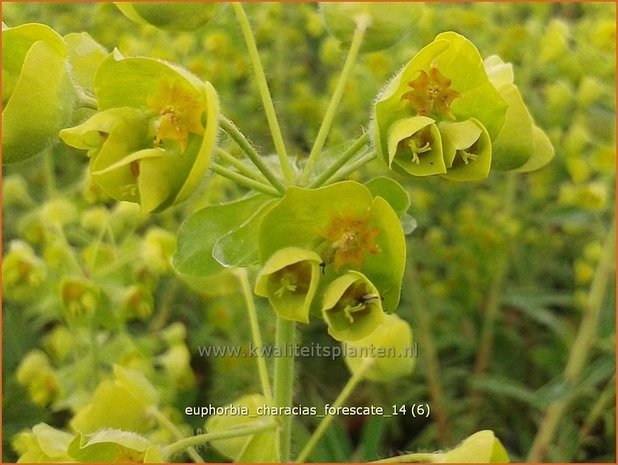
<box><xmin>365</xmin><ymin>177</ymin><xmax>410</xmax><ymax>218</ymax></box>
<box><xmin>68</xmin><ymin>429</ymin><xmax>160</xmax><ymax>463</ymax></box>
<box><xmin>173</xmin><ymin>195</ymin><xmax>270</xmax><ymax>278</ymax></box>
<box><xmin>13</xmin><ymin>423</ymin><xmax>74</xmax><ymax>462</ymax></box>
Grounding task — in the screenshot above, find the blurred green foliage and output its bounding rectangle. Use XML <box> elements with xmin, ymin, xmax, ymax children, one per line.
<box><xmin>2</xmin><ymin>2</ymin><xmax>615</xmax><ymax>463</ymax></box>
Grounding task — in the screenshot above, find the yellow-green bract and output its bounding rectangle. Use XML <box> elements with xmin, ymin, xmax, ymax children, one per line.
<box><xmin>60</xmin><ymin>53</ymin><xmax>220</xmax><ymax>213</ymax></box>
<box><xmin>2</xmin><ymin>23</ymin><xmax>77</xmax><ymax>165</ymax></box>
<box><xmin>115</xmin><ymin>2</ymin><xmax>221</xmax><ymax>32</ymax></box>
<box><xmin>344</xmin><ymin>313</ymin><xmax>414</xmax><ymax>381</ymax></box>
<box><xmin>320</xmin><ymin>2</ymin><xmax>424</xmax><ymax>52</ymax></box>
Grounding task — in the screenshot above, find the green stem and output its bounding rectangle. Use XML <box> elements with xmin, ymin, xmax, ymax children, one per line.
<box><xmin>148</xmin><ymin>407</ymin><xmax>204</xmax><ymax>463</ymax></box>
<box><xmin>527</xmin><ymin>218</ymin><xmax>616</xmax><ymax>462</ymax></box>
<box><xmin>295</xmin><ymin>361</ymin><xmax>370</xmax><ymax>462</ymax></box>
<box><xmin>44</xmin><ymin>149</ymin><xmax>57</xmax><ymax>197</ymax></box>
<box><xmin>572</xmin><ymin>373</ymin><xmax>615</xmax><ymax>459</ymax></box>
<box><xmin>273</xmin><ymin>317</ymin><xmax>296</xmax><ymax>462</ymax></box>
<box><xmin>236</xmin><ymin>268</ymin><xmax>273</xmax><ymax>405</ymax></box>
<box><xmin>211</xmin><ymin>163</ymin><xmax>281</xmax><ymax>197</ymax></box>
<box><xmin>372</xmin><ymin>452</ymin><xmax>440</xmax><ymax>463</ymax></box>
<box><xmin>216</xmin><ymin>147</ymin><xmax>269</xmax><ymax>184</ymax></box>
<box><xmin>408</xmin><ymin>254</ymin><xmax>451</xmax><ymax>446</ymax></box>
<box><xmin>473</xmin><ymin>174</ymin><xmax>517</xmax><ymax>376</ymax></box>
<box><xmin>162</xmin><ymin>419</ymin><xmax>277</xmax><ymax>459</ymax></box>
<box><xmin>300</xmin><ymin>16</ymin><xmax>369</xmax><ymax>184</ymax></box>
<box><xmin>308</xmin><ymin>132</ymin><xmax>369</xmax><ymax>188</ymax></box>
<box><xmin>232</xmin><ymin>3</ymin><xmax>295</xmax><ymax>184</ymax></box>
<box><xmin>89</xmin><ymin>321</ymin><xmax>99</xmax><ymax>389</ymax></box>
<box><xmin>326</xmin><ymin>150</ymin><xmax>378</xmax><ymax>184</ymax></box>
<box><xmin>219</xmin><ymin>116</ymin><xmax>286</xmax><ymax>193</ymax></box>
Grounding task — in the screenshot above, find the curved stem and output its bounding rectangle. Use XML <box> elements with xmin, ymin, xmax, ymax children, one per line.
<box><xmin>299</xmin><ymin>15</ymin><xmax>369</xmax><ymax>184</ymax></box>
<box><xmin>216</xmin><ymin>147</ymin><xmax>269</xmax><ymax>184</ymax></box>
<box><xmin>219</xmin><ymin>116</ymin><xmax>286</xmax><ymax>193</ymax></box>
<box><xmin>148</xmin><ymin>407</ymin><xmax>204</xmax><ymax>463</ymax></box>
<box><xmin>308</xmin><ymin>132</ymin><xmax>369</xmax><ymax>188</ymax></box>
<box><xmin>325</xmin><ymin>150</ymin><xmax>378</xmax><ymax>185</ymax></box>
<box><xmin>232</xmin><ymin>3</ymin><xmax>295</xmax><ymax>184</ymax></box>
<box><xmin>273</xmin><ymin>317</ymin><xmax>296</xmax><ymax>462</ymax></box>
<box><xmin>236</xmin><ymin>268</ymin><xmax>273</xmax><ymax>405</ymax></box>
<box><xmin>527</xmin><ymin>217</ymin><xmax>616</xmax><ymax>461</ymax></box>
<box><xmin>162</xmin><ymin>419</ymin><xmax>277</xmax><ymax>459</ymax></box>
<box><xmin>473</xmin><ymin>174</ymin><xmax>517</xmax><ymax>376</ymax></box>
<box><xmin>295</xmin><ymin>361</ymin><xmax>369</xmax><ymax>462</ymax></box>
<box><xmin>211</xmin><ymin>163</ymin><xmax>281</xmax><ymax>197</ymax></box>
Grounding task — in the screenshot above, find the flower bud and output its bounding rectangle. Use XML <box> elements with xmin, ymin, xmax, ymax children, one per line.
<box><xmin>3</xmin><ymin>23</ymin><xmax>77</xmax><ymax>164</ymax></box>
<box><xmin>344</xmin><ymin>314</ymin><xmax>414</xmax><ymax>382</ymax></box>
<box><xmin>205</xmin><ymin>394</ymin><xmax>279</xmax><ymax>462</ymax></box>
<box><xmin>60</xmin><ymin>53</ymin><xmax>220</xmax><ymax>213</ymax></box>
<box><xmin>320</xmin><ymin>3</ymin><xmax>424</xmax><ymax>52</ymax></box>
<box><xmin>60</xmin><ymin>277</ymin><xmax>100</xmax><ymax>319</ymax></box>
<box><xmin>16</xmin><ymin>351</ymin><xmax>60</xmax><ymax>406</ymax></box>
<box><xmin>3</xmin><ymin>175</ymin><xmax>34</xmax><ymax>208</ymax></box>
<box><xmin>43</xmin><ymin>326</ymin><xmax>75</xmax><ymax>362</ymax></box>
<box><xmin>322</xmin><ymin>271</ymin><xmax>385</xmax><ymax>342</ymax></box>
<box><xmin>141</xmin><ymin>228</ymin><xmax>176</xmax><ymax>274</ymax></box>
<box><xmin>116</xmin><ymin>2</ymin><xmax>222</xmax><ymax>31</ymax></box>
<box><xmin>158</xmin><ymin>344</ymin><xmax>194</xmax><ymax>389</ymax></box>
<box><xmin>120</xmin><ymin>285</ymin><xmax>154</xmax><ymax>320</ymax></box>
<box><xmin>255</xmin><ymin>247</ymin><xmax>322</xmax><ymax>323</ymax></box>
<box><xmin>441</xmin><ymin>430</ymin><xmax>509</xmax><ymax>463</ymax></box>
<box><xmin>2</xmin><ymin>240</ymin><xmax>47</xmax><ymax>302</ymax></box>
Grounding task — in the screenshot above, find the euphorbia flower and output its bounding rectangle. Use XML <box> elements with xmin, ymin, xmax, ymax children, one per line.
<box><xmin>255</xmin><ymin>247</ymin><xmax>322</xmax><ymax>323</ymax></box>
<box><xmin>258</xmin><ymin>181</ymin><xmax>406</xmax><ymax>313</ymax></box>
<box><xmin>60</xmin><ymin>53</ymin><xmax>219</xmax><ymax>213</ymax></box>
<box><xmin>372</xmin><ymin>32</ymin><xmax>508</xmax><ymax>181</ymax></box>
<box><xmin>318</xmin><ymin>215</ymin><xmax>379</xmax><ymax>270</ymax></box>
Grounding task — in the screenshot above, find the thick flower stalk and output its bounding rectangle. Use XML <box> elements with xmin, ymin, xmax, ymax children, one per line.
<box><xmin>60</xmin><ymin>52</ymin><xmax>219</xmax><ymax>213</ymax></box>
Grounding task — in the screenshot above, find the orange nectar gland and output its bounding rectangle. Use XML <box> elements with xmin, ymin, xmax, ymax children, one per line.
<box><xmin>319</xmin><ymin>215</ymin><xmax>380</xmax><ymax>271</ymax></box>
<box><xmin>147</xmin><ymin>78</ymin><xmax>207</xmax><ymax>153</ymax></box>
<box><xmin>401</xmin><ymin>67</ymin><xmax>460</xmax><ymax>120</ymax></box>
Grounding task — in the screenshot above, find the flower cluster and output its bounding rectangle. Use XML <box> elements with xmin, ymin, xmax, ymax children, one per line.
<box><xmin>372</xmin><ymin>32</ymin><xmax>553</xmax><ymax>181</ymax></box>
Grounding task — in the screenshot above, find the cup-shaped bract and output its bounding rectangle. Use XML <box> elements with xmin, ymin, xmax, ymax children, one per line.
<box><xmin>60</xmin><ymin>53</ymin><xmax>220</xmax><ymax>213</ymax></box>
<box><xmin>116</xmin><ymin>2</ymin><xmax>221</xmax><ymax>31</ymax></box>
<box><xmin>372</xmin><ymin>32</ymin><xmax>507</xmax><ymax>181</ymax></box>
<box><xmin>60</xmin><ymin>276</ymin><xmax>100</xmax><ymax>320</ymax></box>
<box><xmin>320</xmin><ymin>3</ymin><xmax>424</xmax><ymax>52</ymax></box>
<box><xmin>258</xmin><ymin>182</ymin><xmax>406</xmax><ymax>314</ymax></box>
<box><xmin>68</xmin><ymin>429</ymin><xmax>163</xmax><ymax>463</ymax></box>
<box><xmin>70</xmin><ymin>365</ymin><xmax>158</xmax><ymax>434</ymax></box>
<box><xmin>205</xmin><ymin>394</ymin><xmax>279</xmax><ymax>462</ymax></box>
<box><xmin>484</xmin><ymin>55</ymin><xmax>554</xmax><ymax>172</ymax></box>
<box><xmin>438</xmin><ymin>118</ymin><xmax>492</xmax><ymax>181</ymax></box>
<box><xmin>322</xmin><ymin>271</ymin><xmax>385</xmax><ymax>342</ymax></box>
<box><xmin>12</xmin><ymin>423</ymin><xmax>74</xmax><ymax>463</ymax></box>
<box><xmin>255</xmin><ymin>247</ymin><xmax>322</xmax><ymax>323</ymax></box>
<box><xmin>344</xmin><ymin>314</ymin><xmax>414</xmax><ymax>382</ymax></box>
<box><xmin>2</xmin><ymin>23</ymin><xmax>77</xmax><ymax>165</ymax></box>
<box><xmin>387</xmin><ymin>116</ymin><xmax>445</xmax><ymax>177</ymax></box>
